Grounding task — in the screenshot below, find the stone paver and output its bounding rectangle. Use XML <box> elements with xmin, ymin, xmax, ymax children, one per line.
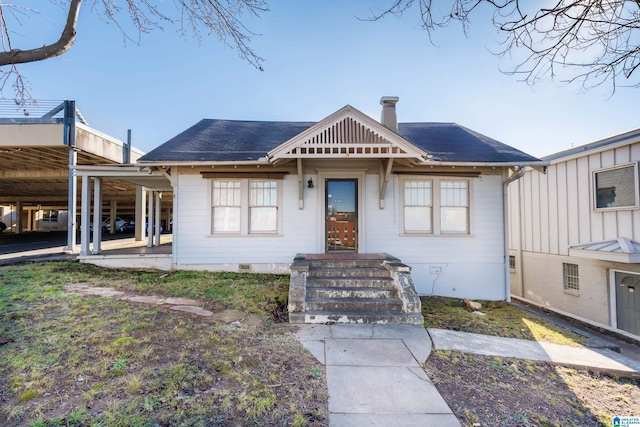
<box><xmin>169</xmin><ymin>305</ymin><xmax>214</xmax><ymax>317</ymax></box>
<box><xmin>126</xmin><ymin>295</ymin><xmax>166</xmax><ymax>304</ymax></box>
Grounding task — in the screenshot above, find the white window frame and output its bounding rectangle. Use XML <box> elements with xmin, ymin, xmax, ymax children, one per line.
<box><xmin>562</xmin><ymin>262</ymin><xmax>580</xmax><ymax>295</ymax></box>
<box><xmin>400</xmin><ymin>176</ymin><xmax>472</xmax><ymax>236</ymax></box>
<box><xmin>210</xmin><ymin>178</ymin><xmax>282</xmax><ymax>236</ymax></box>
<box><xmin>592</xmin><ymin>162</ymin><xmax>639</xmax><ymax>211</ymax></box>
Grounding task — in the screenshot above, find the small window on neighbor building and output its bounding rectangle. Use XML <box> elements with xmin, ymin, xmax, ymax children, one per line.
<box><xmin>563</xmin><ymin>263</ymin><xmax>579</xmax><ymax>293</ymax></box>
<box><xmin>594</xmin><ymin>163</ymin><xmax>639</xmax><ymax>210</ymax></box>
<box><xmin>509</xmin><ymin>256</ymin><xmax>516</xmax><ymax>270</ymax></box>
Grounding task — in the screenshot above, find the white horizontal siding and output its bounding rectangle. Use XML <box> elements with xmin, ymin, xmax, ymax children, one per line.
<box><xmin>175</xmin><ymin>170</ymin><xmax>509</xmax><ymax>300</ymax></box>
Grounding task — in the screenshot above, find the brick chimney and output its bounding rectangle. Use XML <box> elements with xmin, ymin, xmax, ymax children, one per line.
<box><xmin>380</xmin><ymin>96</ymin><xmax>399</xmax><ymax>132</ymax></box>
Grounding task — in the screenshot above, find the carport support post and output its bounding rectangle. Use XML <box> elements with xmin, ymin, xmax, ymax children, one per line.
<box><xmin>154</xmin><ymin>192</ymin><xmax>161</xmax><ymax>246</ymax></box>
<box><xmin>135</xmin><ymin>186</ymin><xmax>145</xmax><ymax>241</ymax></box>
<box><xmin>109</xmin><ymin>201</ymin><xmax>117</xmax><ymax>234</ymax></box>
<box><xmin>147</xmin><ymin>190</ymin><xmax>154</xmax><ymax>248</ymax></box>
<box><xmin>80</xmin><ymin>176</ymin><xmax>91</xmax><ymax>256</ymax></box>
<box><xmin>92</xmin><ymin>178</ymin><xmax>103</xmax><ymax>254</ymax></box>
<box><xmin>66</xmin><ymin>149</ymin><xmax>78</xmax><ymax>251</ymax></box>
<box><xmin>15</xmin><ymin>201</ymin><xmax>22</xmax><ymax>234</ymax></box>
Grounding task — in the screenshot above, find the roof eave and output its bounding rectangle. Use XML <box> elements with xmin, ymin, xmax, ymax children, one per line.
<box><xmin>136</xmin><ymin>159</ymin><xmax>272</xmax><ymax>167</ymax></box>
<box><xmin>417</xmin><ymin>160</ymin><xmax>549</xmax><ymax>168</ymax></box>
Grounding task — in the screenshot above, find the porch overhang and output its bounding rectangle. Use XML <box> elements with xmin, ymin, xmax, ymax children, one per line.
<box><xmin>73</xmin><ymin>164</ymin><xmax>172</xmax><ymax>191</ymax></box>
<box><xmin>569</xmin><ymin>237</ymin><xmax>640</xmax><ymax>263</ymax></box>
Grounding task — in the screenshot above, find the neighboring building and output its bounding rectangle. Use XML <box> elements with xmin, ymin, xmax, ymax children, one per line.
<box><xmin>134</xmin><ymin>98</ymin><xmax>542</xmax><ymax>300</ymax></box>
<box><xmin>509</xmin><ymin>128</ymin><xmax>640</xmax><ymax>338</ymax></box>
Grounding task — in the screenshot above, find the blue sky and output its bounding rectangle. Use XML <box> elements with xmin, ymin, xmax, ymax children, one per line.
<box><xmin>8</xmin><ymin>1</ymin><xmax>640</xmax><ymax>158</ymax></box>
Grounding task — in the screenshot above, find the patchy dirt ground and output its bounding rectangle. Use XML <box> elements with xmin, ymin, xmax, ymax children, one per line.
<box><xmin>0</xmin><ymin>263</ymin><xmax>328</xmax><ymax>427</ymax></box>
<box><xmin>425</xmin><ymin>346</ymin><xmax>640</xmax><ymax>426</ymax></box>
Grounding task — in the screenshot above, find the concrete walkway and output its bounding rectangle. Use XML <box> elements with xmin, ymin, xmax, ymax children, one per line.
<box><xmin>429</xmin><ymin>328</ymin><xmax>640</xmax><ymax>378</ymax></box>
<box><xmin>294</xmin><ymin>324</ymin><xmax>461</xmax><ymax>426</ymax></box>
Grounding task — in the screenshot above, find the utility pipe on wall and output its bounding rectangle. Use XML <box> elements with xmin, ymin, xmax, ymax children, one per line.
<box><xmin>502</xmin><ymin>166</ymin><xmax>526</xmax><ymax>302</ymax></box>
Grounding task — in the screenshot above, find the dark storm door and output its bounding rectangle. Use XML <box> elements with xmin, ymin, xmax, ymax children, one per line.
<box><xmin>615</xmin><ymin>272</ymin><xmax>640</xmax><ymax>335</ymax></box>
<box><xmin>325</xmin><ymin>179</ymin><xmax>357</xmax><ymax>252</ymax></box>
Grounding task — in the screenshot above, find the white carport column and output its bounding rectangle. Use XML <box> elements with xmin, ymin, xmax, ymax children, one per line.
<box><xmin>15</xmin><ymin>201</ymin><xmax>23</xmax><ymax>234</ymax></box>
<box><xmin>135</xmin><ymin>186</ymin><xmax>145</xmax><ymax>242</ymax></box>
<box><xmin>147</xmin><ymin>190</ymin><xmax>154</xmax><ymax>248</ymax></box>
<box><xmin>92</xmin><ymin>178</ymin><xmax>103</xmax><ymax>254</ymax></box>
<box><xmin>80</xmin><ymin>176</ymin><xmax>91</xmax><ymax>256</ymax></box>
<box><xmin>66</xmin><ymin>149</ymin><xmax>78</xmax><ymax>251</ymax></box>
<box><xmin>154</xmin><ymin>192</ymin><xmax>162</xmax><ymax>246</ymax></box>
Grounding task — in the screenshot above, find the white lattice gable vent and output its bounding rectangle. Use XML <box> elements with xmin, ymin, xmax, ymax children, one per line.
<box><xmin>267</xmin><ymin>105</ymin><xmax>428</xmax><ymax>164</ymax></box>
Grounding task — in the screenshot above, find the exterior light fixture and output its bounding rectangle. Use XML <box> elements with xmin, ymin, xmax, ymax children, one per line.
<box><xmin>307</xmin><ymin>178</ymin><xmax>314</xmax><ymax>189</ymax></box>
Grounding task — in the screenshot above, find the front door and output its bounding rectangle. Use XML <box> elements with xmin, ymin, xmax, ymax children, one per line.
<box><xmin>615</xmin><ymin>272</ymin><xmax>640</xmax><ymax>335</ymax></box>
<box><xmin>325</xmin><ymin>179</ymin><xmax>357</xmax><ymax>252</ymax></box>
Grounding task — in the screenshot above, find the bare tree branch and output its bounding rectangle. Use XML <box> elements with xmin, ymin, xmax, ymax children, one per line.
<box><xmin>369</xmin><ymin>0</ymin><xmax>640</xmax><ymax>91</ymax></box>
<box><xmin>0</xmin><ymin>0</ymin><xmax>82</xmax><ymax>66</ymax></box>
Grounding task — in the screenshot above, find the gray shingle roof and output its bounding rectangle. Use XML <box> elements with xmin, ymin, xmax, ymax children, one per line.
<box><xmin>139</xmin><ymin>119</ymin><xmax>541</xmax><ymax>164</ymax></box>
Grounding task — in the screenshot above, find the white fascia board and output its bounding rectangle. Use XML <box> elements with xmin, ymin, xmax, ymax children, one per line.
<box><xmin>136</xmin><ymin>160</ymin><xmax>272</xmax><ymax>167</ymax></box>
<box><xmin>418</xmin><ymin>160</ymin><xmax>550</xmax><ymax>168</ymax></box>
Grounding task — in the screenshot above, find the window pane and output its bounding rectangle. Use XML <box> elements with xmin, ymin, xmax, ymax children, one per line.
<box><xmin>212</xmin><ymin>207</ymin><xmax>240</xmax><ymax>233</ymax></box>
<box><xmin>595</xmin><ymin>166</ymin><xmax>636</xmax><ymax>208</ymax></box>
<box><xmin>213</xmin><ymin>181</ymin><xmax>240</xmax><ymax>206</ymax></box>
<box><xmin>441</xmin><ymin>207</ymin><xmax>468</xmax><ymax>233</ymax></box>
<box><xmin>404</xmin><ymin>181</ymin><xmax>431</xmax><ymax>206</ymax></box>
<box><xmin>441</xmin><ymin>181</ymin><xmax>468</xmax><ymax>206</ymax></box>
<box><xmin>404</xmin><ymin>206</ymin><xmax>431</xmax><ymax>232</ymax></box>
<box><xmin>250</xmin><ymin>181</ymin><xmax>277</xmax><ymax>206</ymax></box>
<box><xmin>250</xmin><ymin>207</ymin><xmax>277</xmax><ymax>232</ymax></box>
<box><xmin>563</xmin><ymin>263</ymin><xmax>579</xmax><ymax>292</ymax></box>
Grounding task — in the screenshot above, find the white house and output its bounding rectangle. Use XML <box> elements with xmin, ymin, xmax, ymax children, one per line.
<box><xmin>509</xmin><ymin>128</ymin><xmax>640</xmax><ymax>338</ymax></box>
<box><xmin>134</xmin><ymin>98</ymin><xmax>543</xmax><ymax>303</ymax></box>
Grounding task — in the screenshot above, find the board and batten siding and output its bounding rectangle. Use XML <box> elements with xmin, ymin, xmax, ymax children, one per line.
<box><xmin>173</xmin><ymin>169</ymin><xmax>508</xmax><ymax>300</ymax></box>
<box><xmin>511</xmin><ymin>143</ymin><xmax>640</xmax><ymax>255</ymax></box>
<box><xmin>509</xmin><ymin>140</ymin><xmax>640</xmax><ymax>327</ymax></box>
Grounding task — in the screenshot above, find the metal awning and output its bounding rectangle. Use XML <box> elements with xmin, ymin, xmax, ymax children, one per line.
<box><xmin>569</xmin><ymin>237</ymin><xmax>640</xmax><ymax>263</ymax></box>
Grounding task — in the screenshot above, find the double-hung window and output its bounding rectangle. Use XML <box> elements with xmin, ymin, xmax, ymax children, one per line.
<box><xmin>402</xmin><ymin>177</ymin><xmax>470</xmax><ymax>235</ymax></box>
<box><xmin>249</xmin><ymin>181</ymin><xmax>278</xmax><ymax>233</ymax></box>
<box><xmin>212</xmin><ymin>181</ymin><xmax>241</xmax><ymax>233</ymax></box>
<box><xmin>211</xmin><ymin>179</ymin><xmax>280</xmax><ymax>235</ymax></box>
<box><xmin>440</xmin><ymin>180</ymin><xmax>469</xmax><ymax>233</ymax></box>
<box><xmin>403</xmin><ymin>180</ymin><xmax>432</xmax><ymax>233</ymax></box>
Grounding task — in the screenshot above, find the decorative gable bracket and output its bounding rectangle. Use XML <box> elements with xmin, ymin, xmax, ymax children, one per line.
<box><xmin>267</xmin><ymin>105</ymin><xmax>428</xmax><ymax>166</ymax></box>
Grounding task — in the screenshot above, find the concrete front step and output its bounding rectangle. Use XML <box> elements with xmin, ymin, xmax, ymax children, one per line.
<box><xmin>306</xmin><ymin>259</ymin><xmax>397</xmax><ymax>269</ymax></box>
<box><xmin>290</xmin><ymin>311</ymin><xmax>424</xmax><ymax>325</ymax></box>
<box><xmin>308</xmin><ymin>277</ymin><xmax>395</xmax><ymax>288</ymax></box>
<box><xmin>307</xmin><ymin>286</ymin><xmax>398</xmax><ymax>299</ymax></box>
<box><xmin>306</xmin><ymin>297</ymin><xmax>404</xmax><ymax>312</ymax></box>
<box><xmin>309</xmin><ymin>267</ymin><xmax>391</xmax><ymax>278</ymax></box>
